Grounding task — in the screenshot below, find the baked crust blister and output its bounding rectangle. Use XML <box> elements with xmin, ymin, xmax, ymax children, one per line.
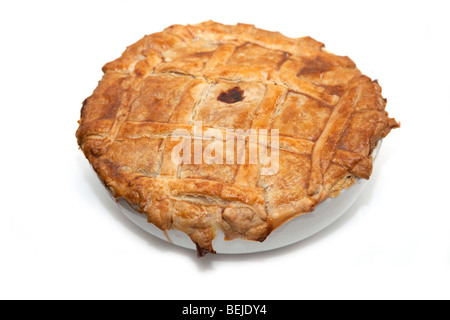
<box><xmin>77</xmin><ymin>21</ymin><xmax>399</xmax><ymax>257</ymax></box>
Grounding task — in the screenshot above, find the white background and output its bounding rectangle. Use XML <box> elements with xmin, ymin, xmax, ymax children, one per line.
<box><xmin>1</xmin><ymin>0</ymin><xmax>449</xmax><ymax>300</ymax></box>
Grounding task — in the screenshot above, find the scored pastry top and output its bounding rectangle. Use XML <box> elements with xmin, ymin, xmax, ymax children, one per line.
<box><xmin>77</xmin><ymin>21</ymin><xmax>399</xmax><ymax>257</ymax></box>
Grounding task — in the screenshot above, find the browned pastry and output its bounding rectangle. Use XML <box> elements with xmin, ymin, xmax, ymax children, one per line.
<box><xmin>76</xmin><ymin>21</ymin><xmax>399</xmax><ymax>257</ymax></box>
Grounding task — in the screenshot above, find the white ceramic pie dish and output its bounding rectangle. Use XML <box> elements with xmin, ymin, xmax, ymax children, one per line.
<box><xmin>115</xmin><ymin>143</ymin><xmax>380</xmax><ymax>255</ymax></box>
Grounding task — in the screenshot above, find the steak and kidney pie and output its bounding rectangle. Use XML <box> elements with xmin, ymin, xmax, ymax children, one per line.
<box><xmin>77</xmin><ymin>21</ymin><xmax>399</xmax><ymax>256</ymax></box>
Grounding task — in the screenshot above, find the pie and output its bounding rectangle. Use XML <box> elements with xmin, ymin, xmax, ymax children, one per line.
<box><xmin>76</xmin><ymin>21</ymin><xmax>399</xmax><ymax>257</ymax></box>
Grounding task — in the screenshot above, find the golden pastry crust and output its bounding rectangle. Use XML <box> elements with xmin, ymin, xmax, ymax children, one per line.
<box><xmin>77</xmin><ymin>21</ymin><xmax>399</xmax><ymax>256</ymax></box>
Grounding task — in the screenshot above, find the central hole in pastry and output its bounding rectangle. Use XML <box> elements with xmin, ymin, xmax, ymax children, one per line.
<box><xmin>217</xmin><ymin>87</ymin><xmax>244</xmax><ymax>104</ymax></box>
